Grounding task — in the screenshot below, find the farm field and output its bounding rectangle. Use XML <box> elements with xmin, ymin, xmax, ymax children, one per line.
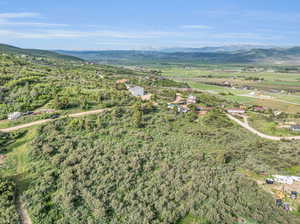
<box><xmin>160</xmin><ymin>66</ymin><xmax>300</xmax><ymax>113</ymax></box>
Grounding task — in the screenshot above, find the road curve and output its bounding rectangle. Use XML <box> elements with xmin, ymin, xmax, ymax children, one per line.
<box><xmin>226</xmin><ymin>114</ymin><xmax>300</xmax><ymax>141</ymax></box>
<box><xmin>0</xmin><ymin>109</ymin><xmax>107</xmax><ymax>133</ymax></box>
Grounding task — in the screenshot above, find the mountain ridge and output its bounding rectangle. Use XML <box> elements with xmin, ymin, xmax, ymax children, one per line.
<box><xmin>56</xmin><ymin>46</ymin><xmax>300</xmax><ymax>65</ymax></box>
<box><xmin>0</xmin><ymin>43</ymin><xmax>83</xmax><ymax>61</ymax></box>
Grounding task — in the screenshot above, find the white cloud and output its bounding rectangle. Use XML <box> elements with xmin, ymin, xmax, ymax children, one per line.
<box><xmin>0</xmin><ymin>29</ymin><xmax>183</xmax><ymax>39</ymax></box>
<box><xmin>0</xmin><ymin>12</ymin><xmax>40</xmax><ymax>19</ymax></box>
<box><xmin>0</xmin><ymin>12</ymin><xmax>68</xmax><ymax>27</ymax></box>
<box><xmin>181</xmin><ymin>25</ymin><xmax>212</xmax><ymax>29</ymax></box>
<box><xmin>0</xmin><ymin>21</ymin><xmax>69</xmax><ymax>27</ymax></box>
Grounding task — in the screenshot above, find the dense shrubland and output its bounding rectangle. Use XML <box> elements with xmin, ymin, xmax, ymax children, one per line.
<box><xmin>0</xmin><ymin>131</ymin><xmax>26</xmax><ymax>153</ymax></box>
<box><xmin>0</xmin><ymin>54</ymin><xmax>156</xmax><ymax>120</ymax></box>
<box><xmin>2</xmin><ymin>52</ymin><xmax>300</xmax><ymax>224</ymax></box>
<box><xmin>0</xmin><ymin>177</ymin><xmax>19</xmax><ymax>224</ymax></box>
<box><xmin>23</xmin><ymin>109</ymin><xmax>300</xmax><ymax>224</ymax></box>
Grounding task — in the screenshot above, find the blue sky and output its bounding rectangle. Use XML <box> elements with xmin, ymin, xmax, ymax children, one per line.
<box><xmin>0</xmin><ymin>0</ymin><xmax>300</xmax><ymax>50</ymax></box>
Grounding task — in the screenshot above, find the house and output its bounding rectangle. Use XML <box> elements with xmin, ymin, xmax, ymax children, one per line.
<box><xmin>167</xmin><ymin>103</ymin><xmax>176</xmax><ymax>109</ymax></box>
<box><xmin>172</xmin><ymin>93</ymin><xmax>185</xmax><ymax>104</ymax></box>
<box><xmin>141</xmin><ymin>94</ymin><xmax>152</xmax><ymax>101</ymax></box>
<box><xmin>249</xmin><ymin>91</ymin><xmax>256</xmax><ymax>96</ymax></box>
<box><xmin>226</xmin><ymin>108</ymin><xmax>246</xmax><ymax>114</ymax></box>
<box><xmin>222</xmin><ymin>81</ymin><xmax>231</xmax><ymax>87</ymax></box>
<box><xmin>8</xmin><ymin>112</ymin><xmax>22</xmax><ymax>120</ymax></box>
<box><xmin>177</xmin><ymin>105</ymin><xmax>190</xmax><ymax>113</ymax></box>
<box><xmin>127</xmin><ymin>85</ymin><xmax>144</xmax><ymax>97</ymax></box>
<box><xmin>254</xmin><ymin>106</ymin><xmax>265</xmax><ymax>112</ymax></box>
<box><xmin>167</xmin><ymin>104</ymin><xmax>189</xmax><ymax>113</ymax></box>
<box><xmin>274</xmin><ymin>111</ymin><xmax>282</xmax><ymax>116</ymax></box>
<box><xmin>116</xmin><ymin>79</ymin><xmax>128</xmax><ymax>84</ymax></box>
<box><xmin>197</xmin><ymin>111</ymin><xmax>209</xmax><ymax>116</ymax></box>
<box><xmin>196</xmin><ymin>106</ymin><xmax>213</xmax><ymax>112</ymax></box>
<box><xmin>291</xmin><ymin>125</ymin><xmax>300</xmax><ymax>132</ymax></box>
<box><xmin>187</xmin><ymin>95</ymin><xmax>197</xmax><ymax>104</ymax></box>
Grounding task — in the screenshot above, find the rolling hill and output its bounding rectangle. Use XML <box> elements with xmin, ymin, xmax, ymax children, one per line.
<box><xmin>0</xmin><ymin>43</ymin><xmax>83</xmax><ymax>61</ymax></box>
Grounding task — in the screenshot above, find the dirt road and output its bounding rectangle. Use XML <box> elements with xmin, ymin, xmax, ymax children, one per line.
<box><xmin>0</xmin><ymin>109</ymin><xmax>107</xmax><ymax>133</ymax></box>
<box><xmin>227</xmin><ymin>114</ymin><xmax>300</xmax><ymax>141</ymax></box>
<box><xmin>2</xmin><ymin>107</ymin><xmax>300</xmax><ymax>141</ymax></box>
<box><xmin>17</xmin><ymin>198</ymin><xmax>32</xmax><ymax>224</ymax></box>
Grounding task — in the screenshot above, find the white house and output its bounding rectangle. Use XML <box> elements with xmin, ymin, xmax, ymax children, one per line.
<box><xmin>187</xmin><ymin>95</ymin><xmax>197</xmax><ymax>104</ymax></box>
<box><xmin>8</xmin><ymin>112</ymin><xmax>22</xmax><ymax>120</ymax></box>
<box><xmin>127</xmin><ymin>85</ymin><xmax>144</xmax><ymax>97</ymax></box>
<box><xmin>226</xmin><ymin>108</ymin><xmax>246</xmax><ymax>114</ymax></box>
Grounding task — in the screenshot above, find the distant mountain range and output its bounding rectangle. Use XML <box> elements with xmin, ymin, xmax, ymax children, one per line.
<box><xmin>2</xmin><ymin>43</ymin><xmax>300</xmax><ymax>65</ymax></box>
<box><xmin>159</xmin><ymin>45</ymin><xmax>275</xmax><ymax>53</ymax></box>
<box><xmin>57</xmin><ymin>47</ymin><xmax>300</xmax><ymax>65</ymax></box>
<box><xmin>0</xmin><ymin>44</ymin><xmax>82</xmax><ymax>61</ymax></box>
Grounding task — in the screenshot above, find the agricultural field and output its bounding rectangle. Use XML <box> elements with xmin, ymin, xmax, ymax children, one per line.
<box><xmin>160</xmin><ymin>66</ymin><xmax>300</xmax><ymax>113</ymax></box>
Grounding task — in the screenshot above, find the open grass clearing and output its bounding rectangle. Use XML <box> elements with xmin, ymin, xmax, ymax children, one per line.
<box><xmin>248</xmin><ymin>112</ymin><xmax>300</xmax><ymax>137</ymax></box>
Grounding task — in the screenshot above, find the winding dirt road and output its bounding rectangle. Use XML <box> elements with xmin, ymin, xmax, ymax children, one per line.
<box><xmin>2</xmin><ymin>107</ymin><xmax>300</xmax><ymax>141</ymax></box>
<box><xmin>0</xmin><ymin>109</ymin><xmax>107</xmax><ymax>133</ymax></box>
<box><xmin>227</xmin><ymin>114</ymin><xmax>300</xmax><ymax>141</ymax></box>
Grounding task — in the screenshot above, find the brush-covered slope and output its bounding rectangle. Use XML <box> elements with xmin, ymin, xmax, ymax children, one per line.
<box><xmin>0</xmin><ymin>43</ymin><xmax>83</xmax><ymax>61</ymax></box>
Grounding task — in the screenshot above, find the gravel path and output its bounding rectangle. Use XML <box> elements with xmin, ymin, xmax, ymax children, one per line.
<box><xmin>0</xmin><ymin>109</ymin><xmax>107</xmax><ymax>133</ymax></box>
<box><xmin>17</xmin><ymin>197</ymin><xmax>32</xmax><ymax>224</ymax></box>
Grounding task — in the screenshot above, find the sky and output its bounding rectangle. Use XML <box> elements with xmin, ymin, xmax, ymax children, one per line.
<box><xmin>0</xmin><ymin>0</ymin><xmax>300</xmax><ymax>50</ymax></box>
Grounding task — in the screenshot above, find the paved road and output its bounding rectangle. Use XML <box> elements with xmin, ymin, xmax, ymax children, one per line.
<box><xmin>0</xmin><ymin>109</ymin><xmax>107</xmax><ymax>133</ymax></box>
<box><xmin>226</xmin><ymin>114</ymin><xmax>300</xmax><ymax>141</ymax></box>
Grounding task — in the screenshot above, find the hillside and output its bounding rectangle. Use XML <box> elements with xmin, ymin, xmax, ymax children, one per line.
<box><xmin>1</xmin><ymin>53</ymin><xmax>300</xmax><ymax>224</ymax></box>
<box><xmin>57</xmin><ymin>47</ymin><xmax>300</xmax><ymax>65</ymax></box>
<box><xmin>0</xmin><ymin>43</ymin><xmax>83</xmax><ymax>62</ymax></box>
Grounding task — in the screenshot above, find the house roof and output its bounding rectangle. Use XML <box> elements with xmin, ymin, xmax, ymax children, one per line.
<box><xmin>116</xmin><ymin>79</ymin><xmax>128</xmax><ymax>84</ymax></box>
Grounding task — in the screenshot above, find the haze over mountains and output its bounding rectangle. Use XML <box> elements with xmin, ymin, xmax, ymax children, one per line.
<box><xmin>57</xmin><ymin>46</ymin><xmax>300</xmax><ymax>65</ymax></box>
<box><xmin>159</xmin><ymin>45</ymin><xmax>275</xmax><ymax>53</ymax></box>
<box><xmin>2</xmin><ymin>43</ymin><xmax>300</xmax><ymax>65</ymax></box>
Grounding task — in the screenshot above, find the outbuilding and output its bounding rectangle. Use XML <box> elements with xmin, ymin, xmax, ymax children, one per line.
<box><xmin>187</xmin><ymin>95</ymin><xmax>197</xmax><ymax>104</ymax></box>
<box><xmin>8</xmin><ymin>112</ymin><xmax>22</xmax><ymax>120</ymax></box>
<box><xmin>226</xmin><ymin>108</ymin><xmax>246</xmax><ymax>114</ymax></box>
<box><xmin>127</xmin><ymin>85</ymin><xmax>144</xmax><ymax>97</ymax></box>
